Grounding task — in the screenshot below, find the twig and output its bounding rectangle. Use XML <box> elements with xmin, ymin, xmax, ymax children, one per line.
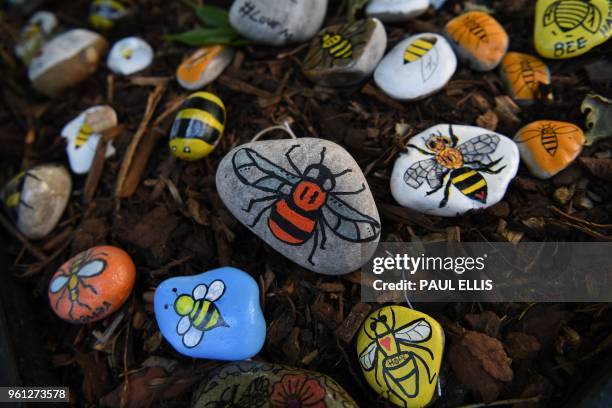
<box><xmin>0</xmin><ymin>213</ymin><xmax>47</xmax><ymax>261</ymax></box>
<box><xmin>83</xmin><ymin>126</ymin><xmax>123</xmax><ymax>203</ymax></box>
<box><xmin>217</xmin><ymin>75</ymin><xmax>275</xmax><ymax>99</ymax></box>
<box><xmin>455</xmin><ymin>396</ymin><xmax>541</xmax><ymax>408</ymax></box>
<box><xmin>548</xmin><ymin>205</ymin><xmax>612</xmax><ymax>230</ymax></box>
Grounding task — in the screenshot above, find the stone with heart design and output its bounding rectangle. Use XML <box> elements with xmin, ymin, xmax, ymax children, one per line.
<box><xmin>216</xmin><ymin>137</ymin><xmax>381</xmax><ymax>275</ymax></box>
<box><xmin>1</xmin><ymin>164</ymin><xmax>71</xmax><ymax>239</ymax></box>
<box><xmin>514</xmin><ymin>120</ymin><xmax>585</xmax><ymax>179</ymax></box>
<box><xmin>444</xmin><ymin>11</ymin><xmax>509</xmax><ymax>72</ymax></box>
<box><xmin>177</xmin><ymin>45</ymin><xmax>234</xmax><ymax>90</ymax></box>
<box><xmin>365</xmin><ymin>0</ymin><xmax>429</xmax><ymax>22</ymax></box>
<box><xmin>357</xmin><ymin>306</ymin><xmax>445</xmax><ymax>408</ymax></box>
<box><xmin>534</xmin><ymin>0</ymin><xmax>611</xmax><ymax>59</ymax></box>
<box><xmin>499</xmin><ymin>52</ymin><xmax>552</xmax><ymax>105</ymax></box>
<box><xmin>390</xmin><ymin>124</ymin><xmax>519</xmax><ymax>217</ymax></box>
<box><xmin>229</xmin><ymin>0</ymin><xmax>328</xmax><ymax>46</ymax></box>
<box><xmin>302</xmin><ymin>18</ymin><xmax>387</xmax><ymax>87</ymax></box>
<box><xmin>192</xmin><ymin>361</ymin><xmax>358</xmax><ymax>408</ymax></box>
<box><xmin>374</xmin><ymin>33</ymin><xmax>456</xmax><ymax>101</ymax></box>
<box><xmin>154</xmin><ymin>267</ymin><xmax>265</xmax><ymax>360</ymax></box>
<box><xmin>48</xmin><ymin>246</ymin><xmax>136</xmax><ymax>323</ymax></box>
<box><xmin>107</xmin><ymin>37</ymin><xmax>154</xmax><ymax>76</ymax></box>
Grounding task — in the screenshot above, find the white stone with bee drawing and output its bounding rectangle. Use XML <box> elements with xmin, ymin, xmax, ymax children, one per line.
<box><xmin>107</xmin><ymin>37</ymin><xmax>154</xmax><ymax>76</ymax></box>
<box><xmin>14</xmin><ymin>11</ymin><xmax>58</xmax><ymax>66</ymax></box>
<box><xmin>61</xmin><ymin>106</ymin><xmax>117</xmax><ymax>175</ymax></box>
<box><xmin>374</xmin><ymin>33</ymin><xmax>456</xmax><ymax>101</ymax></box>
<box><xmin>229</xmin><ymin>0</ymin><xmax>328</xmax><ymax>46</ymax></box>
<box><xmin>216</xmin><ymin>137</ymin><xmax>381</xmax><ymax>275</ymax></box>
<box><xmin>366</xmin><ymin>0</ymin><xmax>429</xmax><ymax>22</ymax></box>
<box><xmin>391</xmin><ymin>124</ymin><xmax>519</xmax><ymax>216</ymax></box>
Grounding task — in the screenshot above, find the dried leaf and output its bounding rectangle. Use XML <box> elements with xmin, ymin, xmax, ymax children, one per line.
<box><xmin>578</xmin><ymin>157</ymin><xmax>612</xmax><ymax>182</ymax></box>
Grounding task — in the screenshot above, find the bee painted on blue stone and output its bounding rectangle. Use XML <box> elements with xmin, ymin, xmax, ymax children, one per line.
<box><xmin>89</xmin><ymin>0</ymin><xmax>128</xmax><ymax>30</ymax></box>
<box><xmin>169</xmin><ymin>92</ymin><xmax>226</xmax><ymax>161</ymax></box>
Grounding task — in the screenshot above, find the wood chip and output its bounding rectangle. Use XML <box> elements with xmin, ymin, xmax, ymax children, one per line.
<box><xmin>335</xmin><ymin>302</ymin><xmax>372</xmax><ymax>343</ymax></box>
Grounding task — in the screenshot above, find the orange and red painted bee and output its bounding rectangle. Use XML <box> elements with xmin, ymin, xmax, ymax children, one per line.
<box><xmin>232</xmin><ymin>145</ymin><xmax>380</xmax><ymax>265</ymax></box>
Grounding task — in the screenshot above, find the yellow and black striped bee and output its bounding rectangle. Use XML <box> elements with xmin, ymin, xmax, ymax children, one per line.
<box><xmin>543</xmin><ymin>0</ymin><xmax>602</xmax><ymax>34</ymax></box>
<box><xmin>75</xmin><ymin>121</ymin><xmax>94</xmax><ymax>149</ymax></box>
<box><xmin>515</xmin><ymin>122</ymin><xmax>579</xmax><ymax>157</ymax></box>
<box><xmin>403</xmin><ymin>36</ymin><xmax>439</xmax><ymax>82</ymax></box>
<box><xmin>169</xmin><ymin>91</ymin><xmax>226</xmax><ymax>161</ymax></box>
<box><xmin>1</xmin><ymin>171</ymin><xmax>38</xmax><ymax>220</ymax></box>
<box><xmin>171</xmin><ymin>280</ymin><xmax>228</xmax><ymax>348</ymax></box>
<box><xmin>404</xmin><ymin>125</ymin><xmax>506</xmax><ymax>208</ymax></box>
<box><xmin>89</xmin><ymin>0</ymin><xmax>128</xmax><ymax>30</ymax></box>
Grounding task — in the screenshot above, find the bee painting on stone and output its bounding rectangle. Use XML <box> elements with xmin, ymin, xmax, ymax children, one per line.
<box><xmin>501</xmin><ymin>53</ymin><xmax>551</xmax><ymax>101</ymax></box>
<box><xmin>404</xmin><ymin>125</ymin><xmax>506</xmax><ymax>208</ymax></box>
<box><xmin>403</xmin><ymin>36</ymin><xmax>439</xmax><ymax>82</ymax></box>
<box><xmin>232</xmin><ymin>145</ymin><xmax>380</xmax><ymax>265</ymax></box>
<box><xmin>302</xmin><ymin>20</ymin><xmax>370</xmax><ymax>71</ymax></box>
<box><xmin>515</xmin><ymin>122</ymin><xmax>580</xmax><ymax>156</ymax></box>
<box><xmin>1</xmin><ymin>171</ymin><xmax>39</xmax><ymax>220</ymax></box>
<box><xmin>543</xmin><ymin>0</ymin><xmax>602</xmax><ymax>34</ymax></box>
<box><xmin>359</xmin><ymin>308</ymin><xmax>437</xmax><ymax>405</ymax></box>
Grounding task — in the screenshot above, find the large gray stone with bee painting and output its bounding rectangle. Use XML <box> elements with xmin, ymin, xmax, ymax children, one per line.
<box><xmin>229</xmin><ymin>0</ymin><xmax>328</xmax><ymax>46</ymax></box>
<box><xmin>302</xmin><ymin>18</ymin><xmax>387</xmax><ymax>87</ymax></box>
<box><xmin>390</xmin><ymin>124</ymin><xmax>519</xmax><ymax>217</ymax></box>
<box><xmin>374</xmin><ymin>33</ymin><xmax>456</xmax><ymax>101</ymax></box>
<box><xmin>216</xmin><ymin>137</ymin><xmax>381</xmax><ymax>275</ymax></box>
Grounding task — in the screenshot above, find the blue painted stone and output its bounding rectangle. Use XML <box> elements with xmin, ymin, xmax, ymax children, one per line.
<box><xmin>154</xmin><ymin>267</ymin><xmax>266</xmax><ymax>360</ymax></box>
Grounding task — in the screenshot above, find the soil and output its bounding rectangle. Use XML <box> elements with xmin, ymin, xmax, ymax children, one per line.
<box><xmin>0</xmin><ymin>0</ymin><xmax>611</xmax><ymax>407</ymax></box>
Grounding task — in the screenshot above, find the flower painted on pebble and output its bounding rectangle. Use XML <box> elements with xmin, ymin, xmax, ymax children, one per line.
<box><xmin>271</xmin><ymin>374</ymin><xmax>327</xmax><ymax>408</ymax></box>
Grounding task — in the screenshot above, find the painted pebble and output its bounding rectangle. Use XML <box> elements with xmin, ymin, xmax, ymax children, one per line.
<box><xmin>302</xmin><ymin>18</ymin><xmax>387</xmax><ymax>87</ymax></box>
<box><xmin>216</xmin><ymin>137</ymin><xmax>381</xmax><ymax>275</ymax></box>
<box><xmin>365</xmin><ymin>0</ymin><xmax>429</xmax><ymax>22</ymax></box>
<box><xmin>1</xmin><ymin>164</ymin><xmax>71</xmax><ymax>240</ymax></box>
<box><xmin>48</xmin><ymin>246</ymin><xmax>135</xmax><ymax>323</ymax></box>
<box><xmin>154</xmin><ymin>267</ymin><xmax>266</xmax><ymax>360</ymax></box>
<box><xmin>534</xmin><ymin>0</ymin><xmax>611</xmax><ymax>59</ymax></box>
<box><xmin>391</xmin><ymin>124</ymin><xmax>519</xmax><ymax>217</ymax></box>
<box><xmin>582</xmin><ymin>93</ymin><xmax>612</xmax><ymax>146</ymax></box>
<box><xmin>193</xmin><ymin>361</ymin><xmax>358</xmax><ymax>408</ymax></box>
<box><xmin>90</xmin><ymin>0</ymin><xmax>129</xmax><ymax>29</ymax></box>
<box><xmin>499</xmin><ymin>52</ymin><xmax>552</xmax><ymax>105</ymax></box>
<box><xmin>169</xmin><ymin>92</ymin><xmax>226</xmax><ymax>161</ymax></box>
<box><xmin>374</xmin><ymin>33</ymin><xmax>457</xmax><ymax>101</ymax></box>
<box><xmin>28</xmin><ymin>29</ymin><xmax>108</xmax><ymax>97</ymax></box>
<box><xmin>176</xmin><ymin>45</ymin><xmax>235</xmax><ymax>90</ymax></box>
<box><xmin>444</xmin><ymin>11</ymin><xmax>509</xmax><ymax>72</ymax></box>
<box><xmin>107</xmin><ymin>37</ymin><xmax>154</xmax><ymax>76</ymax></box>
<box><xmin>357</xmin><ymin>306</ymin><xmax>445</xmax><ymax>408</ymax></box>
<box><xmin>61</xmin><ymin>105</ymin><xmax>118</xmax><ymax>174</ymax></box>
<box><xmin>14</xmin><ymin>11</ymin><xmax>58</xmax><ymax>66</ymax></box>
<box><xmin>514</xmin><ymin>120</ymin><xmax>585</xmax><ymax>179</ymax></box>
<box><xmin>229</xmin><ymin>0</ymin><xmax>328</xmax><ymax>46</ymax></box>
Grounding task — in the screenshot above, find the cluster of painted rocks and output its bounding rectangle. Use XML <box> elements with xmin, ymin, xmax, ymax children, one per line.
<box><xmin>14</xmin><ymin>11</ymin><xmax>58</xmax><ymax>66</ymax></box>
<box><xmin>1</xmin><ymin>164</ymin><xmax>71</xmax><ymax>239</ymax></box>
<box><xmin>391</xmin><ymin>124</ymin><xmax>520</xmax><ymax>216</ymax></box>
<box><xmin>176</xmin><ymin>45</ymin><xmax>234</xmax><ymax>90</ymax></box>
<box><xmin>193</xmin><ymin>361</ymin><xmax>358</xmax><ymax>407</ymax></box>
<box><xmin>107</xmin><ymin>37</ymin><xmax>154</xmax><ymax>75</ymax></box>
<box><xmin>357</xmin><ymin>306</ymin><xmax>445</xmax><ymax>408</ymax></box>
<box><xmin>154</xmin><ymin>267</ymin><xmax>266</xmax><ymax>360</ymax></box>
<box><xmin>215</xmin><ymin>136</ymin><xmax>381</xmax><ymax>275</ymax></box>
<box><xmin>48</xmin><ymin>246</ymin><xmax>136</xmax><ymax>323</ymax></box>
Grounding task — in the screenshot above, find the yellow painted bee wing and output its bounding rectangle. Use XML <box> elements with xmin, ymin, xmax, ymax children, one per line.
<box><xmin>543</xmin><ymin>2</ymin><xmax>558</xmax><ymax>27</ymax></box>
<box><xmin>582</xmin><ymin>4</ymin><xmax>602</xmax><ymax>33</ymax></box>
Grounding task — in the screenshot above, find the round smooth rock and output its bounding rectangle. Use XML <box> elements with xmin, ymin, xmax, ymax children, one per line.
<box><xmin>229</xmin><ymin>0</ymin><xmax>328</xmax><ymax>46</ymax></box>
<box><xmin>107</xmin><ymin>37</ymin><xmax>153</xmax><ymax>76</ymax></box>
<box><xmin>176</xmin><ymin>45</ymin><xmax>235</xmax><ymax>90</ymax></box>
<box><xmin>1</xmin><ymin>164</ymin><xmax>71</xmax><ymax>240</ymax></box>
<box><xmin>534</xmin><ymin>0</ymin><xmax>611</xmax><ymax>59</ymax></box>
<box><xmin>62</xmin><ymin>105</ymin><xmax>118</xmax><ymax>174</ymax></box>
<box><xmin>154</xmin><ymin>267</ymin><xmax>265</xmax><ymax>360</ymax></box>
<box><xmin>193</xmin><ymin>361</ymin><xmax>358</xmax><ymax>408</ymax></box>
<box><xmin>302</xmin><ymin>18</ymin><xmax>387</xmax><ymax>87</ymax></box>
<box><xmin>28</xmin><ymin>29</ymin><xmax>108</xmax><ymax>97</ymax></box>
<box><xmin>357</xmin><ymin>306</ymin><xmax>445</xmax><ymax>408</ymax></box>
<box><xmin>216</xmin><ymin>137</ymin><xmax>381</xmax><ymax>275</ymax></box>
<box><xmin>444</xmin><ymin>11</ymin><xmax>509</xmax><ymax>71</ymax></box>
<box><xmin>48</xmin><ymin>246</ymin><xmax>136</xmax><ymax>323</ymax></box>
<box><xmin>14</xmin><ymin>11</ymin><xmax>58</xmax><ymax>66</ymax></box>
<box><xmin>499</xmin><ymin>52</ymin><xmax>551</xmax><ymax>105</ymax></box>
<box><xmin>581</xmin><ymin>93</ymin><xmax>612</xmax><ymax>146</ymax></box>
<box><xmin>374</xmin><ymin>33</ymin><xmax>457</xmax><ymax>101</ymax></box>
<box><xmin>169</xmin><ymin>92</ymin><xmax>226</xmax><ymax>161</ymax></box>
<box><xmin>391</xmin><ymin>124</ymin><xmax>519</xmax><ymax>217</ymax></box>
<box><xmin>90</xmin><ymin>0</ymin><xmax>129</xmax><ymax>30</ymax></box>
<box><xmin>366</xmin><ymin>0</ymin><xmax>429</xmax><ymax>22</ymax></box>
<box><xmin>514</xmin><ymin>120</ymin><xmax>585</xmax><ymax>179</ymax></box>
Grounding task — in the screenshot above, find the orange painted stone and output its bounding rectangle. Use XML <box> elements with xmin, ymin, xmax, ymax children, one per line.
<box><xmin>514</xmin><ymin>121</ymin><xmax>585</xmax><ymax>179</ymax></box>
<box><xmin>48</xmin><ymin>246</ymin><xmax>136</xmax><ymax>324</ymax></box>
<box><xmin>444</xmin><ymin>11</ymin><xmax>509</xmax><ymax>71</ymax></box>
<box><xmin>499</xmin><ymin>52</ymin><xmax>551</xmax><ymax>104</ymax></box>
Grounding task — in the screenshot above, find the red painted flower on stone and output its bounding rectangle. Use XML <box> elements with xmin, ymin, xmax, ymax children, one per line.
<box><xmin>271</xmin><ymin>374</ymin><xmax>327</xmax><ymax>408</ymax></box>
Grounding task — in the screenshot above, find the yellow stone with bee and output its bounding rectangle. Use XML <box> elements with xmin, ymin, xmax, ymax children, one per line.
<box><xmin>169</xmin><ymin>91</ymin><xmax>226</xmax><ymax>161</ymax></box>
<box><xmin>357</xmin><ymin>306</ymin><xmax>445</xmax><ymax>408</ymax></box>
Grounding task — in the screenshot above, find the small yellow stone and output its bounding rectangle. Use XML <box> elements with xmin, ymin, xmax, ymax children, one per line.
<box><xmin>534</xmin><ymin>0</ymin><xmax>612</xmax><ymax>59</ymax></box>
<box><xmin>357</xmin><ymin>306</ymin><xmax>444</xmax><ymax>408</ymax></box>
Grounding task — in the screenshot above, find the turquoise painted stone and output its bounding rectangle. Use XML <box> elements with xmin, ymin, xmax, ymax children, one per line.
<box><xmin>154</xmin><ymin>267</ymin><xmax>265</xmax><ymax>360</ymax></box>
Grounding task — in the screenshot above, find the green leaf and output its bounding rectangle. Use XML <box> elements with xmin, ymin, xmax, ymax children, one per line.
<box><xmin>183</xmin><ymin>0</ymin><xmax>232</xmax><ymax>28</ymax></box>
<box><xmin>164</xmin><ymin>27</ymin><xmax>251</xmax><ymax>46</ymax></box>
